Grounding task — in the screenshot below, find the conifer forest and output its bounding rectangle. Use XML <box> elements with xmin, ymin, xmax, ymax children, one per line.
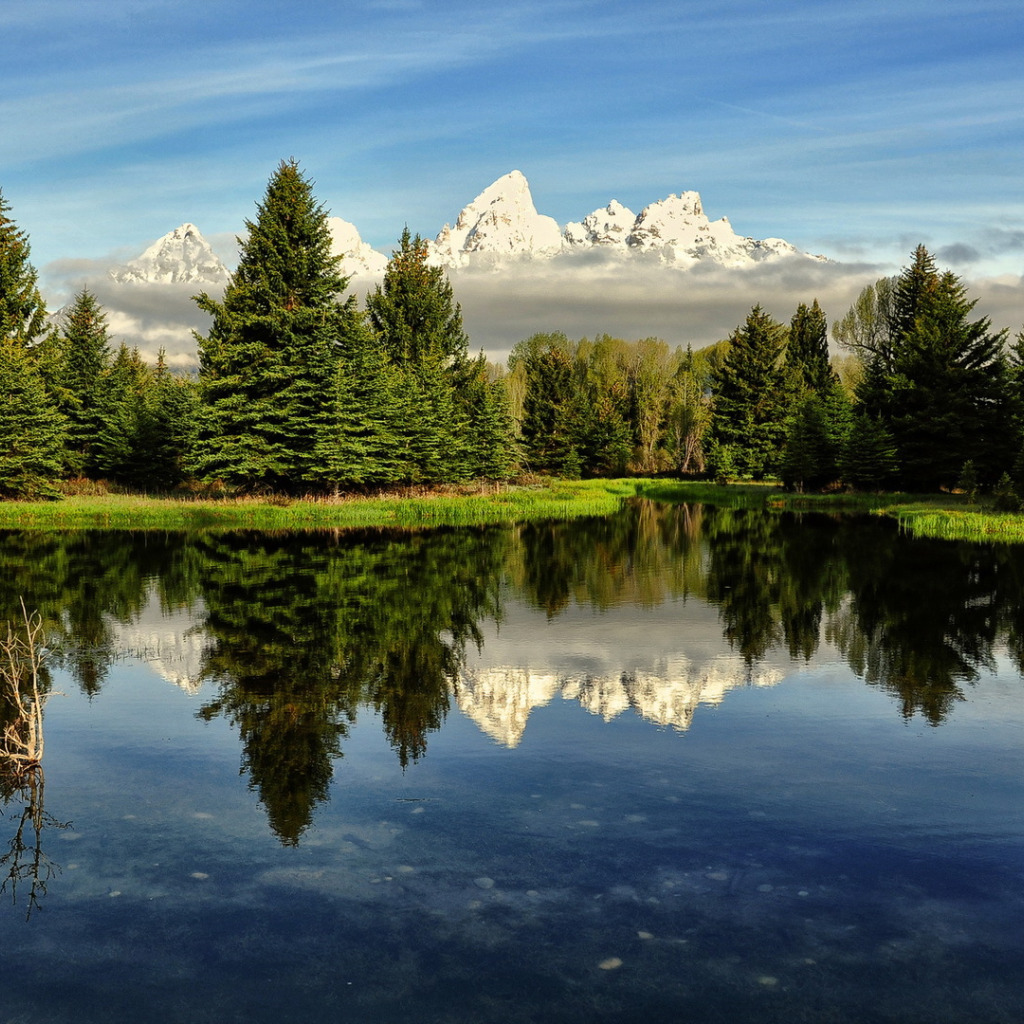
<box><xmin>2</xmin><ymin>160</ymin><xmax>1023</xmax><ymax>501</ymax></box>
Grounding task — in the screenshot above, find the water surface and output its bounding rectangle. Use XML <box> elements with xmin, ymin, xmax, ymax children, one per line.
<box><xmin>0</xmin><ymin>503</ymin><xmax>1021</xmax><ymax>1022</ymax></box>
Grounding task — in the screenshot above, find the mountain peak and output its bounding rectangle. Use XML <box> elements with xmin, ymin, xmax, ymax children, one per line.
<box><xmin>429</xmin><ymin>171</ymin><xmax>563</xmax><ymax>267</ymax></box>
<box><xmin>110</xmin><ymin>223</ymin><xmax>230</xmax><ymax>286</ymax></box>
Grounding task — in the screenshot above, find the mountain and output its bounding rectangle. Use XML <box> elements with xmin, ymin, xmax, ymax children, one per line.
<box><xmin>110</xmin><ymin>223</ymin><xmax>230</xmax><ymax>286</ymax></box>
<box><xmin>456</xmin><ymin>660</ymin><xmax>783</xmax><ymax>748</ymax></box>
<box><xmin>429</xmin><ymin>170</ymin><xmax>824</xmax><ymax>269</ymax></box>
<box><xmin>327</xmin><ymin>216</ymin><xmax>389</xmax><ymax>277</ymax></box>
<box><xmin>106</xmin><ymin>173</ymin><xmax>825</xmax><ymax>291</ymax></box>
<box><xmin>429</xmin><ymin>170</ymin><xmax>564</xmax><ymax>267</ymax></box>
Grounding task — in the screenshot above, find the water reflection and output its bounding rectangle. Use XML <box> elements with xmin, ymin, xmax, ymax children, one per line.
<box><xmin>2</xmin><ymin>501</ymin><xmax>1023</xmax><ymax>843</ymax></box>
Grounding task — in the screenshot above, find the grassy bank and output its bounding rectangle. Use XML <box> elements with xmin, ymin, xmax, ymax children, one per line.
<box><xmin>0</xmin><ymin>478</ymin><xmax>642</xmax><ymax>531</ymax></box>
<box><xmin>633</xmin><ymin>480</ymin><xmax>1024</xmax><ymax>544</ymax></box>
<box><xmin>3</xmin><ymin>477</ymin><xmax>1024</xmax><ymax>543</ymax></box>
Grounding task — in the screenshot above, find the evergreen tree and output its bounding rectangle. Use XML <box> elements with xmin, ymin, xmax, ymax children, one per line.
<box><xmin>312</xmin><ymin>327</ymin><xmax>403</xmax><ymax>487</ymax></box>
<box><xmin>0</xmin><ymin>340</ymin><xmax>66</xmax><ymax>498</ymax></box>
<box><xmin>889</xmin><ymin>269</ymin><xmax>1008</xmax><ymax>489</ymax></box>
<box><xmin>786</xmin><ymin>299</ymin><xmax>834</xmax><ymax>394</ymax></box>
<box><xmin>461</xmin><ymin>357</ymin><xmax>519</xmax><ymax>480</ymax></box>
<box><xmin>842</xmin><ymin>413</ymin><xmax>899</xmax><ymax>490</ymax></box>
<box><xmin>367</xmin><ymin>227</ymin><xmax>469</xmax><ymax>370</ymax></box>
<box><xmin>710</xmin><ymin>305</ymin><xmax>790</xmax><ymax>478</ymax></box>
<box><xmin>194</xmin><ymin>160</ymin><xmax>356</xmax><ymax>491</ymax></box>
<box><xmin>93</xmin><ymin>343</ymin><xmax>148</xmax><ymax>483</ymax></box>
<box><xmin>0</xmin><ymin>190</ymin><xmax>48</xmax><ymax>349</ymax></box>
<box><xmin>366</xmin><ymin>228</ymin><xmax>508</xmax><ymax>481</ymax></box>
<box><xmin>55</xmin><ymin>289</ymin><xmax>112</xmax><ymax>477</ymax></box>
<box><xmin>134</xmin><ymin>351</ymin><xmax>198</xmax><ymax>490</ymax></box>
<box><xmin>517</xmin><ymin>340</ymin><xmax>578</xmax><ymax>472</ymax></box>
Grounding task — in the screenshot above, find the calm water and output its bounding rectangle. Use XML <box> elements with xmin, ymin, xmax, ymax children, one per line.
<box><xmin>0</xmin><ymin>502</ymin><xmax>1021</xmax><ymax>1023</ymax></box>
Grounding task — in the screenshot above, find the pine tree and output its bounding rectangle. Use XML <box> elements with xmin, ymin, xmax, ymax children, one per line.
<box><xmin>890</xmin><ymin>269</ymin><xmax>1008</xmax><ymax>489</ymax></box>
<box><xmin>0</xmin><ymin>339</ymin><xmax>66</xmax><ymax>498</ymax></box>
<box><xmin>711</xmin><ymin>305</ymin><xmax>790</xmax><ymax>478</ymax></box>
<box><xmin>367</xmin><ymin>227</ymin><xmax>469</xmax><ymax>370</ymax></box>
<box><xmin>193</xmin><ymin>160</ymin><xmax>356</xmax><ymax>491</ymax></box>
<box><xmin>842</xmin><ymin>413</ymin><xmax>899</xmax><ymax>490</ymax></box>
<box><xmin>93</xmin><ymin>343</ymin><xmax>148</xmax><ymax>483</ymax></box>
<box><xmin>366</xmin><ymin>228</ymin><xmax>496</xmax><ymax>482</ymax></box>
<box><xmin>133</xmin><ymin>351</ymin><xmax>198</xmax><ymax>490</ymax></box>
<box><xmin>0</xmin><ymin>190</ymin><xmax>48</xmax><ymax>349</ymax></box>
<box><xmin>786</xmin><ymin>299</ymin><xmax>834</xmax><ymax>394</ymax></box>
<box><xmin>461</xmin><ymin>357</ymin><xmax>519</xmax><ymax>480</ymax></box>
<box><xmin>56</xmin><ymin>289</ymin><xmax>112</xmax><ymax>477</ymax></box>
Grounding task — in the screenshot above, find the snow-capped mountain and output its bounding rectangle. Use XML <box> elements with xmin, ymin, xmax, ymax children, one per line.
<box><xmin>106</xmin><ymin>172</ymin><xmax>824</xmax><ymax>292</ymax></box>
<box><xmin>456</xmin><ymin>659</ymin><xmax>783</xmax><ymax>748</ymax></box>
<box><xmin>429</xmin><ymin>170</ymin><xmax>564</xmax><ymax>267</ymax></box>
<box><xmin>110</xmin><ymin>223</ymin><xmax>230</xmax><ymax>286</ymax></box>
<box><xmin>428</xmin><ymin>170</ymin><xmax>823</xmax><ymax>269</ymax></box>
<box><xmin>327</xmin><ymin>216</ymin><xmax>389</xmax><ymax>277</ymax></box>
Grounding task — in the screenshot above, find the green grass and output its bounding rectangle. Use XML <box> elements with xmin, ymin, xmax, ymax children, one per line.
<box><xmin>0</xmin><ymin>478</ymin><xmax>644</xmax><ymax>531</ymax></box>
<box><xmin>5</xmin><ymin>477</ymin><xmax>1024</xmax><ymax>543</ymax></box>
<box><xmin>633</xmin><ymin>479</ymin><xmax>1024</xmax><ymax>544</ymax></box>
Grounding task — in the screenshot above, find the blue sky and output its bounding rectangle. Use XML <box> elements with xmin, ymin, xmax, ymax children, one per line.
<box><xmin>3</xmin><ymin>0</ymin><xmax>1022</xmax><ymax>358</ymax></box>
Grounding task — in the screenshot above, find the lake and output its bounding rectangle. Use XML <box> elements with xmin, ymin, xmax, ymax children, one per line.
<box><xmin>0</xmin><ymin>501</ymin><xmax>1021</xmax><ymax>1023</ymax></box>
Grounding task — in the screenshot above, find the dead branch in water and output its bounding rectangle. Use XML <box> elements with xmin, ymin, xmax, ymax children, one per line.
<box><xmin>0</xmin><ymin>601</ymin><xmax>55</xmax><ymax>771</ymax></box>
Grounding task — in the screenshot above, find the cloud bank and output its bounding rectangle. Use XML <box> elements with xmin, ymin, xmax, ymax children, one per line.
<box><xmin>42</xmin><ymin>250</ymin><xmax>1023</xmax><ymax>370</ymax></box>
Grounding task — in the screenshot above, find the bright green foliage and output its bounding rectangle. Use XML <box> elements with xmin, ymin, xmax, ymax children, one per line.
<box><xmin>710</xmin><ymin>305</ymin><xmax>790</xmax><ymax>479</ymax></box>
<box><xmin>628</xmin><ymin>338</ymin><xmax>675</xmax><ymax>471</ymax></box>
<box><xmin>367</xmin><ymin>228</ymin><xmax>469</xmax><ymax>369</ymax></box>
<box><xmin>366</xmin><ymin>228</ymin><xmax>515</xmax><ymax>482</ymax></box>
<box><xmin>786</xmin><ymin>299</ymin><xmax>834</xmax><ymax>394</ymax></box>
<box><xmin>55</xmin><ymin>289</ymin><xmax>112</xmax><ymax>477</ymax></box>
<box><xmin>0</xmin><ymin>191</ymin><xmax>48</xmax><ymax>349</ymax></box>
<box><xmin>833</xmin><ymin>276</ymin><xmax>897</xmax><ymax>373</ymax></box>
<box><xmin>0</xmin><ymin>339</ymin><xmax>66</xmax><ymax>498</ymax></box>
<box><xmin>664</xmin><ymin>346</ymin><xmax>713</xmax><ymax>474</ymax></box>
<box><xmin>194</xmin><ymin>160</ymin><xmax>355</xmax><ymax>491</ymax></box>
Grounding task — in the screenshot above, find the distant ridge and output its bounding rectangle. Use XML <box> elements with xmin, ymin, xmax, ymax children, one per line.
<box><xmin>106</xmin><ymin>172</ymin><xmax>827</xmax><ymax>284</ymax></box>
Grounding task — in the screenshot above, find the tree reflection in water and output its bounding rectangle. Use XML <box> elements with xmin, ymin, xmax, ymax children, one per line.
<box><xmin>1</xmin><ymin>501</ymin><xmax>1023</xmax><ymax>844</ymax></box>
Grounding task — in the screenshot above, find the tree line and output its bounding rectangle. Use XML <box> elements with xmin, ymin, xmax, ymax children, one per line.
<box><xmin>2</xmin><ymin>159</ymin><xmax>1022</xmax><ymax>498</ymax></box>
<box><xmin>514</xmin><ymin>247</ymin><xmax>1024</xmax><ymax>497</ymax></box>
<box><xmin>0</xmin><ymin>161</ymin><xmax>516</xmax><ymax>497</ymax></box>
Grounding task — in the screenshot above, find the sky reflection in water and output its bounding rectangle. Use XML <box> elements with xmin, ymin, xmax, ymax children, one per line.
<box><xmin>0</xmin><ymin>502</ymin><xmax>1021</xmax><ymax>1023</ymax></box>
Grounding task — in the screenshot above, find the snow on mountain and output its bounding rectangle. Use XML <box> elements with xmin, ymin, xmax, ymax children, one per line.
<box><xmin>110</xmin><ymin>223</ymin><xmax>230</xmax><ymax>286</ymax></box>
<box><xmin>618</xmin><ymin>191</ymin><xmax>807</xmax><ymax>266</ymax></box>
<box><xmin>456</xmin><ymin>659</ymin><xmax>782</xmax><ymax>748</ymax></box>
<box><xmin>562</xmin><ymin>199</ymin><xmax>637</xmax><ymax>251</ymax></box>
<box><xmin>327</xmin><ymin>216</ymin><xmax>389</xmax><ymax>277</ymax></box>
<box><xmin>429</xmin><ymin>170</ymin><xmax>564</xmax><ymax>267</ymax></box>
<box><xmin>429</xmin><ymin>172</ymin><xmax>823</xmax><ymax>269</ymax></box>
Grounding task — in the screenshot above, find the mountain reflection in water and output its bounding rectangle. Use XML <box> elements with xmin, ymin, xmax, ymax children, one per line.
<box><xmin>1</xmin><ymin>499</ymin><xmax>1022</xmax><ymax>845</ymax></box>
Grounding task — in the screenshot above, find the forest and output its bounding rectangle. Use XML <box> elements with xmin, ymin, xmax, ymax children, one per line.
<box><xmin>1</xmin><ymin>159</ymin><xmax>1023</xmax><ymax>501</ymax></box>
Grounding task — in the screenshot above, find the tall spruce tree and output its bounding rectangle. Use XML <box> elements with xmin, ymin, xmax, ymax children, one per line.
<box><xmin>367</xmin><ymin>227</ymin><xmax>469</xmax><ymax>370</ymax></box>
<box><xmin>786</xmin><ymin>299</ymin><xmax>834</xmax><ymax>394</ymax></box>
<box><xmin>711</xmin><ymin>305</ymin><xmax>790</xmax><ymax>478</ymax></box>
<box><xmin>56</xmin><ymin>289</ymin><xmax>112</xmax><ymax>477</ymax></box>
<box><xmin>193</xmin><ymin>160</ymin><xmax>357</xmax><ymax>491</ymax></box>
<box><xmin>0</xmin><ymin>339</ymin><xmax>66</xmax><ymax>497</ymax></box>
<box><xmin>365</xmin><ymin>228</ymin><xmax>512</xmax><ymax>481</ymax></box>
<box><xmin>0</xmin><ymin>190</ymin><xmax>48</xmax><ymax>349</ymax></box>
<box><xmin>889</xmin><ymin>269</ymin><xmax>1008</xmax><ymax>489</ymax></box>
